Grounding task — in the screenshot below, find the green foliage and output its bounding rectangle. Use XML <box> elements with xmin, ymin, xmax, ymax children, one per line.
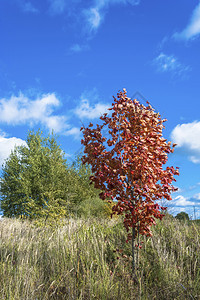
<box><xmin>175</xmin><ymin>211</ymin><xmax>190</xmax><ymax>221</ymax></box>
<box><xmin>65</xmin><ymin>154</ymin><xmax>115</xmax><ymax>218</ymax></box>
<box><xmin>77</xmin><ymin>197</ymin><xmax>115</xmax><ymax>218</ymax></box>
<box><xmin>67</xmin><ymin>155</ymin><xmax>99</xmax><ymax>212</ymax></box>
<box><xmin>0</xmin><ymin>131</ymin><xmax>113</xmax><ymax>222</ymax></box>
<box><xmin>0</xmin><ymin>130</ymin><xmax>70</xmax><ymax>221</ymax></box>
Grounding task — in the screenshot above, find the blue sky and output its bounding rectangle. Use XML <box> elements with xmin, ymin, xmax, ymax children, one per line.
<box><xmin>0</xmin><ymin>0</ymin><xmax>200</xmax><ymax>218</ymax></box>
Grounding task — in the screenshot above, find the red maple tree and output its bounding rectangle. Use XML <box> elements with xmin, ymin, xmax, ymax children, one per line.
<box><xmin>81</xmin><ymin>89</ymin><xmax>179</xmax><ymax>272</ymax></box>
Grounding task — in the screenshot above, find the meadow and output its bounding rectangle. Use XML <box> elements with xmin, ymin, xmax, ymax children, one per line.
<box><xmin>0</xmin><ymin>215</ymin><xmax>199</xmax><ymax>299</ymax></box>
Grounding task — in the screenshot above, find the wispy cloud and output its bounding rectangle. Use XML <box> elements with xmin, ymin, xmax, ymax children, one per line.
<box><xmin>153</xmin><ymin>53</ymin><xmax>190</xmax><ymax>77</ymax></box>
<box><xmin>189</xmin><ymin>181</ymin><xmax>200</xmax><ymax>191</ymax></box>
<box><xmin>84</xmin><ymin>7</ymin><xmax>102</xmax><ymax>31</ymax></box>
<box><xmin>193</xmin><ymin>193</ymin><xmax>200</xmax><ymax>200</ymax></box>
<box><xmin>14</xmin><ymin>1</ymin><xmax>39</xmax><ymax>14</ymax></box>
<box><xmin>157</xmin><ymin>36</ymin><xmax>169</xmax><ymax>51</ymax></box>
<box><xmin>171</xmin><ymin>121</ymin><xmax>200</xmax><ymax>163</ymax></box>
<box><xmin>64</xmin><ymin>127</ymin><xmax>81</xmax><ymax>140</ymax></box>
<box><xmin>48</xmin><ymin>0</ymin><xmax>66</xmax><ymax>15</ymax></box>
<box><xmin>174</xmin><ymin>2</ymin><xmax>200</xmax><ymax>41</ymax></box>
<box><xmin>22</xmin><ymin>2</ymin><xmax>39</xmax><ymax>13</ymax></box>
<box><xmin>84</xmin><ymin>0</ymin><xmax>140</xmax><ymax>32</ymax></box>
<box><xmin>74</xmin><ymin>97</ymin><xmax>110</xmax><ymax>119</ymax></box>
<box><xmin>46</xmin><ymin>0</ymin><xmax>140</xmax><ymax>37</ymax></box>
<box><xmin>69</xmin><ymin>44</ymin><xmax>89</xmax><ymax>53</ymax></box>
<box><xmin>0</xmin><ymin>93</ymin><xmax>68</xmax><ymax>133</ymax></box>
<box><xmin>0</xmin><ymin>132</ymin><xmax>26</xmax><ymax>167</ymax></box>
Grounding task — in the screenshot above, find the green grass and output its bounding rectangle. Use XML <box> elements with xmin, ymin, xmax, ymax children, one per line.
<box><xmin>0</xmin><ymin>215</ymin><xmax>199</xmax><ymax>299</ymax></box>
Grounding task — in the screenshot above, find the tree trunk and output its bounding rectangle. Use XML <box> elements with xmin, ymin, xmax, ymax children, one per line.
<box><xmin>132</xmin><ymin>224</ymin><xmax>136</xmax><ymax>275</ymax></box>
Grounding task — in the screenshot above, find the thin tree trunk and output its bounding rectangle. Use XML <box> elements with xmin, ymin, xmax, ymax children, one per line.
<box><xmin>136</xmin><ymin>221</ymin><xmax>140</xmax><ymax>266</ymax></box>
<box><xmin>132</xmin><ymin>224</ymin><xmax>136</xmax><ymax>275</ymax></box>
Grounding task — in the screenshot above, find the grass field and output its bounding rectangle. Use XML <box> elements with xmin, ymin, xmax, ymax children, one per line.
<box><xmin>0</xmin><ymin>215</ymin><xmax>199</xmax><ymax>299</ymax></box>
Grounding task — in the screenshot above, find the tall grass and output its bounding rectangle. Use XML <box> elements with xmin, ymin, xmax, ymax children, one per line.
<box><xmin>0</xmin><ymin>215</ymin><xmax>199</xmax><ymax>299</ymax></box>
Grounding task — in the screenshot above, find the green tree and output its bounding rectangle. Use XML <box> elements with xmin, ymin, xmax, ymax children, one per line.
<box><xmin>68</xmin><ymin>154</ymin><xmax>114</xmax><ymax>218</ymax></box>
<box><xmin>175</xmin><ymin>211</ymin><xmax>189</xmax><ymax>221</ymax></box>
<box><xmin>0</xmin><ymin>130</ymin><xmax>70</xmax><ymax>221</ymax></box>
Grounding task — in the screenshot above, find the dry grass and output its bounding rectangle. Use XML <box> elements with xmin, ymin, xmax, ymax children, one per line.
<box><xmin>0</xmin><ymin>215</ymin><xmax>199</xmax><ymax>299</ymax></box>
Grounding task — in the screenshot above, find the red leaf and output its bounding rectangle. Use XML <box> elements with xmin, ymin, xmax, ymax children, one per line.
<box><xmin>80</xmin><ymin>89</ymin><xmax>179</xmax><ymax>241</ymax></box>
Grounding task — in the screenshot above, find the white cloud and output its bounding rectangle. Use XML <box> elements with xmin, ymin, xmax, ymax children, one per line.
<box><xmin>0</xmin><ymin>134</ymin><xmax>26</xmax><ymax>167</ymax></box>
<box><xmin>0</xmin><ymin>91</ymin><xmax>111</xmax><ymax>141</ymax></box>
<box><xmin>167</xmin><ymin>194</ymin><xmax>200</xmax><ymax>217</ymax></box>
<box><xmin>168</xmin><ymin>194</ymin><xmax>200</xmax><ymax>217</ymax></box>
<box><xmin>64</xmin><ymin>127</ymin><xmax>81</xmax><ymax>140</ymax></box>
<box><xmin>189</xmin><ymin>156</ymin><xmax>200</xmax><ymax>164</ymax></box>
<box><xmin>74</xmin><ymin>98</ymin><xmax>110</xmax><ymax>119</ymax></box>
<box><xmin>174</xmin><ymin>2</ymin><xmax>200</xmax><ymax>41</ymax></box>
<box><xmin>172</xmin><ymin>195</ymin><xmax>196</xmax><ymax>207</ymax></box>
<box><xmin>0</xmin><ymin>93</ymin><xmax>68</xmax><ymax>133</ymax></box>
<box><xmin>193</xmin><ymin>193</ymin><xmax>200</xmax><ymax>200</ymax></box>
<box><xmin>84</xmin><ymin>0</ymin><xmax>140</xmax><ymax>31</ymax></box>
<box><xmin>43</xmin><ymin>115</ymin><xmax>68</xmax><ymax>133</ymax></box>
<box><xmin>85</xmin><ymin>7</ymin><xmax>102</xmax><ymax>30</ymax></box>
<box><xmin>171</xmin><ymin>121</ymin><xmax>200</xmax><ymax>163</ymax></box>
<box><xmin>153</xmin><ymin>53</ymin><xmax>190</xmax><ymax>76</ymax></box>
<box><xmin>46</xmin><ymin>0</ymin><xmax>140</xmax><ymax>34</ymax></box>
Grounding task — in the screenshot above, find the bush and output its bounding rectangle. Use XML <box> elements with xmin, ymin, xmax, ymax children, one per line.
<box><xmin>175</xmin><ymin>211</ymin><xmax>190</xmax><ymax>221</ymax></box>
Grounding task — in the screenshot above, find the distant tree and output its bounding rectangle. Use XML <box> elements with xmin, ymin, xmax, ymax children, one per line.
<box><xmin>175</xmin><ymin>212</ymin><xmax>189</xmax><ymax>221</ymax></box>
<box><xmin>68</xmin><ymin>154</ymin><xmax>115</xmax><ymax>218</ymax></box>
<box><xmin>70</xmin><ymin>155</ymin><xmax>98</xmax><ymax>208</ymax></box>
<box><xmin>0</xmin><ymin>130</ymin><xmax>70</xmax><ymax>221</ymax></box>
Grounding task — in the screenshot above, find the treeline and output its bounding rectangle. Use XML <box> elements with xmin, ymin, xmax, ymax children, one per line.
<box><xmin>0</xmin><ymin>130</ymin><xmax>113</xmax><ymax>223</ymax></box>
